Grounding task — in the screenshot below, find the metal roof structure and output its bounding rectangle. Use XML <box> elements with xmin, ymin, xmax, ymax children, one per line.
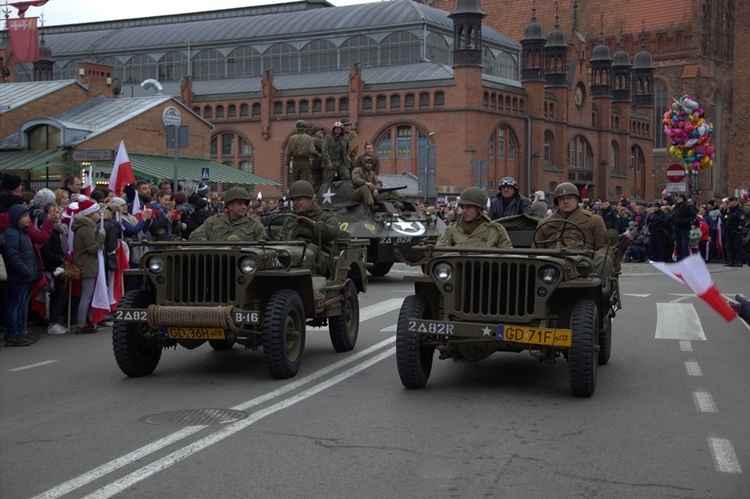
<box><xmin>0</xmin><ymin>80</ymin><xmax>85</xmax><ymax>115</ymax></box>
<box><xmin>127</xmin><ymin>153</ymin><xmax>280</xmax><ymax>186</ymax></box>
<box><xmin>0</xmin><ymin>150</ymin><xmax>68</xmax><ymax>171</ymax></box>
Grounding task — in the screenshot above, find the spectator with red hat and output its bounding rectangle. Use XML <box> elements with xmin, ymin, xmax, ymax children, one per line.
<box><xmin>71</xmin><ymin>199</ymin><xmax>106</xmax><ymax>334</ymax></box>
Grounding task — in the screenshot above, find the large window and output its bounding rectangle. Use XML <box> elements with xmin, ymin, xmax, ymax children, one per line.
<box><xmin>29</xmin><ymin>125</ymin><xmax>61</xmax><ymax>150</ymax></box>
<box><xmin>212</xmin><ymin>132</ymin><xmax>253</xmax><ymax>170</ymax></box>
<box><xmin>193</xmin><ymin>49</ymin><xmax>225</xmax><ymax>80</ymax></box>
<box><xmin>341</xmin><ymin>36</ymin><xmax>379</xmax><ymax>68</ymax></box>
<box><xmin>426</xmin><ymin>32</ymin><xmax>451</xmax><ymax>65</ymax></box>
<box><xmin>567</xmin><ymin>136</ymin><xmax>593</xmax><ymax>169</ymax></box>
<box><xmin>610</xmin><ymin>141</ymin><xmax>619</xmax><ymax>171</ymax></box>
<box><xmin>124</xmin><ymin>54</ymin><xmax>156</xmax><ymax>84</ymax></box>
<box><xmin>654</xmin><ymin>80</ymin><xmax>668</xmax><ymax>149</ymax></box>
<box><xmin>380</xmin><ymin>31</ymin><xmax>421</xmax><ymax>66</ymax></box>
<box><xmin>487</xmin><ymin>125</ymin><xmax>519</xmax><ymax>186</ymax></box>
<box><xmin>158</xmin><ymin>52</ymin><xmax>189</xmax><ymax>82</ymax></box>
<box><xmin>227</xmin><ymin>46</ymin><xmax>261</xmax><ymax>78</ymax></box>
<box><xmin>301</xmin><ymin>39</ymin><xmax>337</xmax><ymax>73</ymax></box>
<box><xmin>263</xmin><ymin>43</ymin><xmax>296</xmax><ymax>74</ymax></box>
<box><xmin>375</xmin><ymin>123</ymin><xmax>430</xmax><ymax>175</ymax></box>
<box><xmin>543</xmin><ymin>131</ymin><xmax>554</xmax><ymax>163</ymax></box>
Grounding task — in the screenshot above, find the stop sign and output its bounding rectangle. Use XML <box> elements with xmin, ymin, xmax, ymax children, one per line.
<box><xmin>666</xmin><ymin>163</ymin><xmax>686</xmax><ymax>182</ymax></box>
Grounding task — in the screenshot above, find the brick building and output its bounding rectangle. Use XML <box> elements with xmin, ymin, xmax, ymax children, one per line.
<box><xmin>5</xmin><ymin>0</ymin><xmax>734</xmax><ymax>202</ymax></box>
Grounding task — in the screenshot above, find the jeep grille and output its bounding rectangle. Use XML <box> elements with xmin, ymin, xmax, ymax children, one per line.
<box><xmin>165</xmin><ymin>253</ymin><xmax>238</xmax><ymax>305</ymax></box>
<box><xmin>450</xmin><ymin>261</ymin><xmax>536</xmax><ymax>318</ymax></box>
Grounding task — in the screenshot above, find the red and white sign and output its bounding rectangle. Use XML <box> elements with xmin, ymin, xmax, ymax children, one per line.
<box><xmin>666</xmin><ymin>163</ymin><xmax>686</xmax><ymax>183</ymax></box>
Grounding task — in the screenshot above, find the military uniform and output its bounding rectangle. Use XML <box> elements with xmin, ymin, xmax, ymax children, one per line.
<box><xmin>436</xmin><ymin>216</ymin><xmax>512</xmax><ymax>248</ymax></box>
<box><xmin>277</xmin><ymin>204</ymin><xmax>341</xmax><ymax>275</ymax></box>
<box><xmin>322</xmin><ymin>132</ymin><xmax>351</xmax><ymax>184</ymax></box>
<box><xmin>285</xmin><ymin>128</ymin><xmax>316</xmax><ymax>183</ymax></box>
<box><xmin>310</xmin><ymin>127</ymin><xmax>325</xmax><ymax>194</ymax></box>
<box><xmin>534</xmin><ymin>206</ymin><xmax>608</xmax><ymax>253</ymax></box>
<box><xmin>189</xmin><ymin>212</ymin><xmax>267</xmax><ymax>242</ymax></box>
<box><xmin>356</xmin><ymin>153</ymin><xmax>380</xmax><ymax>174</ymax></box>
<box><xmin>346</xmin><ymin>130</ymin><xmax>359</xmax><ymax>168</ymax></box>
<box><xmin>349</xmin><ymin>165</ymin><xmax>382</xmax><ymax>209</ymax></box>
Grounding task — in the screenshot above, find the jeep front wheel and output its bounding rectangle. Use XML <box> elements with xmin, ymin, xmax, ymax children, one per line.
<box><xmin>328</xmin><ymin>280</ymin><xmax>359</xmax><ymax>352</ymax></box>
<box><xmin>112</xmin><ymin>289</ymin><xmax>161</xmax><ymax>377</ymax></box>
<box><xmin>396</xmin><ymin>295</ymin><xmax>434</xmax><ymax>389</ymax></box>
<box><xmin>262</xmin><ymin>289</ymin><xmax>306</xmax><ymax>379</ymax></box>
<box><xmin>369</xmin><ymin>262</ymin><xmax>393</xmax><ymax>277</ymax></box>
<box><xmin>598</xmin><ymin>315</ymin><xmax>612</xmax><ymax>365</ymax></box>
<box><xmin>568</xmin><ymin>299</ymin><xmax>599</xmax><ymax>397</ymax></box>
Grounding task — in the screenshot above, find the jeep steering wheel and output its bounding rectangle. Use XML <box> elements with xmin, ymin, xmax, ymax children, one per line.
<box><xmin>264</xmin><ymin>212</ymin><xmax>295</xmax><ymax>240</ymax></box>
<box><xmin>533</xmin><ymin>218</ymin><xmax>588</xmax><ymax>249</ymax></box>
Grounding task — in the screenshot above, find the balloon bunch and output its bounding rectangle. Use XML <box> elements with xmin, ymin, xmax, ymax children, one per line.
<box><xmin>663</xmin><ymin>94</ymin><xmax>715</xmax><ymax>171</ymax></box>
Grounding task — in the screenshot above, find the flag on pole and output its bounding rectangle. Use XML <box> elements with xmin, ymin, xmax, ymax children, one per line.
<box><xmin>83</xmin><ymin>164</ymin><xmax>94</xmax><ymax>197</ymax></box>
<box><xmin>650</xmin><ymin>253</ymin><xmax>737</xmax><ymax>322</ymax></box>
<box><xmin>715</xmin><ymin>216</ymin><xmax>723</xmax><ymax>257</ymax></box>
<box><xmin>257</xmin><ymin>191</ymin><xmax>263</xmax><ymax>201</ymax></box>
<box><xmin>108</xmin><ymin>141</ymin><xmax>136</xmax><ymax>197</ymax></box>
<box><xmin>7</xmin><ymin>17</ymin><xmax>39</xmax><ymax>63</ymax></box>
<box><xmin>91</xmin><ymin>216</ymin><xmax>110</xmax><ymax>324</ymax></box>
<box><xmin>580</xmin><ymin>183</ymin><xmax>590</xmax><ymax>199</ymax></box>
<box><xmin>10</xmin><ymin>1</ymin><xmax>48</xmax><ymax>17</ymax></box>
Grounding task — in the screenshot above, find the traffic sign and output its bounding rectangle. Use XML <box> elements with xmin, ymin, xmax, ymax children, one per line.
<box><xmin>666</xmin><ymin>163</ymin><xmax>686</xmax><ymax>182</ymax></box>
<box><xmin>666</xmin><ymin>182</ymin><xmax>687</xmax><ymax>193</ymax></box>
<box><xmin>162</xmin><ymin>106</ymin><xmax>182</xmax><ymax>127</ymax></box>
<box><xmin>201</xmin><ymin>167</ymin><xmax>210</xmax><ymax>181</ymax></box>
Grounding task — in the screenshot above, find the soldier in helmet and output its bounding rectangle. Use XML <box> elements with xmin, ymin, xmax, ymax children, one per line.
<box><xmin>309</xmin><ymin>124</ymin><xmax>326</xmax><ymax>193</ymax></box>
<box><xmin>322</xmin><ymin>121</ymin><xmax>351</xmax><ymax>184</ymax></box>
<box><xmin>285</xmin><ymin>120</ymin><xmax>316</xmax><ymax>184</ymax></box>
<box><xmin>189</xmin><ymin>187</ymin><xmax>267</xmax><ymax>241</ymax></box>
<box><xmin>437</xmin><ymin>187</ymin><xmax>512</xmax><ymax>248</ymax></box>
<box><xmin>534</xmin><ymin>182</ymin><xmax>614</xmax><ymax>275</ymax></box>
<box><xmin>341</xmin><ymin>118</ymin><xmax>359</xmax><ymax>168</ymax></box>
<box><xmin>278</xmin><ymin>180</ymin><xmax>341</xmax><ymax>276</ymax></box>
<box><xmin>349</xmin><ymin>156</ymin><xmax>382</xmax><ymax>211</ymax></box>
<box><xmin>488</xmin><ymin>176</ymin><xmax>531</xmax><ymax>220</ymax></box>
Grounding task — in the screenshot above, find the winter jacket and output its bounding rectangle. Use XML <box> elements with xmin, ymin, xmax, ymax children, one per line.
<box><xmin>436</xmin><ymin>216</ymin><xmax>512</xmax><ymax>248</ymax></box>
<box><xmin>488</xmin><ymin>192</ymin><xmax>530</xmax><ymax>220</ymax></box>
<box><xmin>2</xmin><ymin>204</ymin><xmax>42</xmax><ymax>283</ymax></box>
<box><xmin>71</xmin><ymin>215</ymin><xmax>105</xmax><ymax>278</ymax></box>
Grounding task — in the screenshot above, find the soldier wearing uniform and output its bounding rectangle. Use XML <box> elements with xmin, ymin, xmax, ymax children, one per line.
<box><xmin>534</xmin><ymin>182</ymin><xmax>614</xmax><ymax>276</ymax></box>
<box><xmin>285</xmin><ymin>120</ymin><xmax>316</xmax><ymax>183</ymax></box>
<box><xmin>277</xmin><ymin>180</ymin><xmax>341</xmax><ymax>276</ymax></box>
<box><xmin>349</xmin><ymin>156</ymin><xmax>382</xmax><ymax>210</ymax></box>
<box><xmin>189</xmin><ymin>187</ymin><xmax>267</xmax><ymax>242</ymax></box>
<box><xmin>355</xmin><ymin>142</ymin><xmax>381</xmax><ymax>174</ymax></box>
<box><xmin>342</xmin><ymin>118</ymin><xmax>359</xmax><ymax>170</ymax></box>
<box><xmin>322</xmin><ymin>121</ymin><xmax>351</xmax><ymax>184</ymax></box>
<box><xmin>309</xmin><ymin>124</ymin><xmax>325</xmax><ymax>194</ymax></box>
<box><xmin>436</xmin><ymin>187</ymin><xmax>512</xmax><ymax>248</ymax></box>
<box><xmin>724</xmin><ymin>196</ymin><xmax>746</xmax><ymax>267</ymax></box>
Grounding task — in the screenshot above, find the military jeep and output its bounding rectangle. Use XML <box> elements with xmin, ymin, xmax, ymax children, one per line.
<box><xmin>395</xmin><ymin>214</ymin><xmax>621</xmax><ymax>397</ymax></box>
<box><xmin>113</xmin><ymin>234</ymin><xmax>368</xmax><ymax>380</ymax></box>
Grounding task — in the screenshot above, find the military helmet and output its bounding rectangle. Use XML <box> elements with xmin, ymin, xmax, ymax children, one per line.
<box><xmin>499</xmin><ymin>177</ymin><xmax>518</xmax><ymax>189</ymax></box>
<box><xmin>332</xmin><ymin>121</ymin><xmax>344</xmax><ymax>130</ymax></box>
<box><xmin>458</xmin><ymin>187</ymin><xmax>487</xmax><ymax>210</ymax></box>
<box><xmin>224</xmin><ymin>187</ymin><xmax>250</xmax><ymax>205</ymax></box>
<box><xmin>553</xmin><ymin>182</ymin><xmax>581</xmax><ymax>205</ymax></box>
<box><xmin>295</xmin><ymin>120</ymin><xmax>307</xmax><ymax>130</ymax></box>
<box><xmin>362</xmin><ymin>156</ymin><xmax>374</xmax><ymax>164</ymax></box>
<box><xmin>311</xmin><ymin>124</ymin><xmax>324</xmax><ymax>133</ymax></box>
<box><xmin>288</xmin><ymin>180</ymin><xmax>316</xmax><ymax>199</ymax></box>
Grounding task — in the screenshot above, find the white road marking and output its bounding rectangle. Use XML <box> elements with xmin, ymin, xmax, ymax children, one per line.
<box><xmin>685</xmin><ymin>361</ymin><xmax>702</xmax><ymax>376</ymax></box>
<box><xmin>623</xmin><ymin>293</ymin><xmax>651</xmax><ymax>298</ymax></box>
<box><xmin>7</xmin><ymin>360</ymin><xmax>58</xmax><ymax>372</ymax></box>
<box><xmin>83</xmin><ymin>346</ymin><xmax>397</xmax><ymax>499</ymax></box>
<box><xmin>381</xmin><ymin>325</ymin><xmax>396</xmax><ymax>332</ymax></box>
<box><xmin>679</xmin><ymin>341</ymin><xmax>693</xmax><ymax>352</ymax></box>
<box><xmin>693</xmin><ymin>391</ymin><xmax>717</xmax><ymax>413</ymax></box>
<box><xmin>708</xmin><ymin>438</ymin><xmax>742</xmax><ymax>473</ymax></box>
<box><xmin>34</xmin><ymin>300</ymin><xmax>402</xmax><ymax>499</ymax></box>
<box><xmin>655</xmin><ymin>303</ymin><xmax>706</xmax><ymax>340</ymax></box>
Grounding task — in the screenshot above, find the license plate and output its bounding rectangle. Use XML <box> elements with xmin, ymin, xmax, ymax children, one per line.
<box><xmin>499</xmin><ymin>325</ymin><xmax>572</xmax><ymax>347</ymax></box>
<box><xmin>164</xmin><ymin>327</ymin><xmax>226</xmax><ymax>340</ymax></box>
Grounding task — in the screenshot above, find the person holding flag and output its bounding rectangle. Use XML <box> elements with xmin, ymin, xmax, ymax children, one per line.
<box><xmin>71</xmin><ymin>199</ymin><xmax>106</xmax><ymax>334</ymax></box>
<box><xmin>108</xmin><ymin>141</ymin><xmax>136</xmax><ymax>198</ymax></box>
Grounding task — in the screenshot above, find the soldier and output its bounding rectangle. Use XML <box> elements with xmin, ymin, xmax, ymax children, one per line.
<box><xmin>488</xmin><ymin>177</ymin><xmax>530</xmax><ymax>220</ymax></box>
<box><xmin>342</xmin><ymin>118</ymin><xmax>359</xmax><ymax>169</ymax></box>
<box><xmin>322</xmin><ymin>121</ymin><xmax>351</xmax><ymax>184</ymax></box>
<box><xmin>277</xmin><ymin>180</ymin><xmax>341</xmax><ymax>276</ymax></box>
<box><xmin>355</xmin><ymin>142</ymin><xmax>380</xmax><ymax>174</ymax></box>
<box><xmin>285</xmin><ymin>120</ymin><xmax>316</xmax><ymax>183</ymax></box>
<box><xmin>189</xmin><ymin>187</ymin><xmax>266</xmax><ymax>241</ymax></box>
<box><xmin>436</xmin><ymin>187</ymin><xmax>512</xmax><ymax>248</ymax></box>
<box><xmin>724</xmin><ymin>196</ymin><xmax>746</xmax><ymax>267</ymax></box>
<box><xmin>534</xmin><ymin>182</ymin><xmax>614</xmax><ymax>276</ymax></box>
<box><xmin>349</xmin><ymin>156</ymin><xmax>382</xmax><ymax>211</ymax></box>
<box><xmin>309</xmin><ymin>124</ymin><xmax>325</xmax><ymax>194</ymax></box>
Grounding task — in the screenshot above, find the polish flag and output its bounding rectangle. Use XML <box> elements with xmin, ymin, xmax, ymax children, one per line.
<box><xmin>715</xmin><ymin>216</ymin><xmax>723</xmax><ymax>257</ymax></box>
<box><xmin>580</xmin><ymin>183</ymin><xmax>590</xmax><ymax>199</ymax></box>
<box><xmin>650</xmin><ymin>253</ymin><xmax>737</xmax><ymax>322</ymax></box>
<box><xmin>83</xmin><ymin>164</ymin><xmax>94</xmax><ymax>196</ymax></box>
<box><xmin>131</xmin><ymin>190</ymin><xmax>143</xmax><ymax>220</ymax></box>
<box><xmin>108</xmin><ymin>141</ymin><xmax>136</xmax><ymax>197</ymax></box>
<box><xmin>257</xmin><ymin>191</ymin><xmax>263</xmax><ymax>201</ymax></box>
<box><xmin>91</xmin><ymin>216</ymin><xmax>110</xmax><ymax>324</ymax></box>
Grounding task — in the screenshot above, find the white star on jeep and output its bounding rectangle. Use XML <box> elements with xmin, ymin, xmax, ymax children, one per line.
<box><xmin>482</xmin><ymin>326</ymin><xmax>492</xmax><ymax>336</ymax></box>
<box><xmin>321</xmin><ymin>187</ymin><xmax>334</xmax><ymax>204</ymax></box>
<box><xmin>394</xmin><ymin>219</ymin><xmax>417</xmax><ymax>231</ymax></box>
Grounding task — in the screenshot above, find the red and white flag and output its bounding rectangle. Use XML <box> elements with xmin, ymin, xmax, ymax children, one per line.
<box><xmin>580</xmin><ymin>183</ymin><xmax>590</xmax><ymax>199</ymax></box>
<box><xmin>257</xmin><ymin>191</ymin><xmax>263</xmax><ymax>201</ymax></box>
<box><xmin>650</xmin><ymin>253</ymin><xmax>737</xmax><ymax>322</ymax></box>
<box><xmin>108</xmin><ymin>141</ymin><xmax>136</xmax><ymax>197</ymax></box>
<box><xmin>83</xmin><ymin>164</ymin><xmax>94</xmax><ymax>197</ymax></box>
<box><xmin>7</xmin><ymin>17</ymin><xmax>39</xmax><ymax>63</ymax></box>
<box><xmin>715</xmin><ymin>216</ymin><xmax>723</xmax><ymax>257</ymax></box>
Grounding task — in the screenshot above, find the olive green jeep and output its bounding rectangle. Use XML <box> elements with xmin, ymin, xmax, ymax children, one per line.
<box><xmin>396</xmin><ymin>214</ymin><xmax>622</xmax><ymax>397</ymax></box>
<box><xmin>113</xmin><ymin>233</ymin><xmax>368</xmax><ymax>380</ymax></box>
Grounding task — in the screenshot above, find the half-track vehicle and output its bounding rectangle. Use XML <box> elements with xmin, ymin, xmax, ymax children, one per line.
<box><xmin>113</xmin><ymin>233</ymin><xmax>368</xmax><ymax>380</ymax></box>
<box><xmin>396</xmin><ymin>214</ymin><xmax>622</xmax><ymax>397</ymax></box>
<box><xmin>318</xmin><ymin>181</ymin><xmax>446</xmax><ymax>277</ymax></box>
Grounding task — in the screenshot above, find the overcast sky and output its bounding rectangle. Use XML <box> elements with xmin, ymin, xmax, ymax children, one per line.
<box><xmin>4</xmin><ymin>0</ymin><xmax>376</xmax><ymax>27</ymax></box>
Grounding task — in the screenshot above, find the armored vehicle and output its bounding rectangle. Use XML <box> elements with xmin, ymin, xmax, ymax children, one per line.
<box><xmin>113</xmin><ymin>233</ymin><xmax>368</xmax><ymax>380</ymax></box>
<box><xmin>318</xmin><ymin>181</ymin><xmax>446</xmax><ymax>276</ymax></box>
<box><xmin>396</xmin><ymin>214</ymin><xmax>622</xmax><ymax>397</ymax></box>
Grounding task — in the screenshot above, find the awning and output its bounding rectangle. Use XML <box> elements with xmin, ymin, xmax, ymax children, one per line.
<box><xmin>128</xmin><ymin>153</ymin><xmax>280</xmax><ymax>186</ymax></box>
<box><xmin>0</xmin><ymin>150</ymin><xmax>68</xmax><ymax>171</ymax></box>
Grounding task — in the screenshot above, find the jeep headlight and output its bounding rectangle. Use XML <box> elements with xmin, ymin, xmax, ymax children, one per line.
<box><xmin>434</xmin><ymin>262</ymin><xmax>453</xmax><ymax>281</ymax></box>
<box><xmin>147</xmin><ymin>255</ymin><xmax>164</xmax><ymax>273</ymax></box>
<box><xmin>574</xmin><ymin>257</ymin><xmax>594</xmax><ymax>277</ymax></box>
<box><xmin>538</xmin><ymin>265</ymin><xmax>560</xmax><ymax>285</ymax></box>
<box><xmin>240</xmin><ymin>256</ymin><xmax>257</xmax><ymax>274</ymax></box>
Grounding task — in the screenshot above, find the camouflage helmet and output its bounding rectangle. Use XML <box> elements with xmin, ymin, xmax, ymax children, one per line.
<box><xmin>295</xmin><ymin>120</ymin><xmax>307</xmax><ymax>130</ymax></box>
<box><xmin>288</xmin><ymin>180</ymin><xmax>316</xmax><ymax>199</ymax></box>
<box><xmin>223</xmin><ymin>187</ymin><xmax>251</xmax><ymax>205</ymax></box>
<box><xmin>553</xmin><ymin>182</ymin><xmax>581</xmax><ymax>205</ymax></box>
<box><xmin>332</xmin><ymin>121</ymin><xmax>344</xmax><ymax>131</ymax></box>
<box><xmin>459</xmin><ymin>187</ymin><xmax>487</xmax><ymax>211</ymax></box>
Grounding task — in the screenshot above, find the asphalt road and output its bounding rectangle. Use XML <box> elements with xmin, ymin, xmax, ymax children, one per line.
<box><xmin>1</xmin><ymin>263</ymin><xmax>748</xmax><ymax>498</ymax></box>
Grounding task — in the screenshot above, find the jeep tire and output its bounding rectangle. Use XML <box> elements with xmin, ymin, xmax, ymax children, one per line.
<box><xmin>113</xmin><ymin>289</ymin><xmax>162</xmax><ymax>377</ymax></box>
<box><xmin>568</xmin><ymin>299</ymin><xmax>598</xmax><ymax>397</ymax></box>
<box><xmin>262</xmin><ymin>289</ymin><xmax>306</xmax><ymax>379</ymax></box>
<box><xmin>598</xmin><ymin>315</ymin><xmax>612</xmax><ymax>365</ymax></box>
<box><xmin>328</xmin><ymin>280</ymin><xmax>359</xmax><ymax>352</ymax></box>
<box><xmin>396</xmin><ymin>295</ymin><xmax>434</xmax><ymax>389</ymax></box>
<box><xmin>369</xmin><ymin>262</ymin><xmax>393</xmax><ymax>277</ymax></box>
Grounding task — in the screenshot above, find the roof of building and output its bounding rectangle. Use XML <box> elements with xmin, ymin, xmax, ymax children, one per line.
<box><xmin>43</xmin><ymin>0</ymin><xmax>517</xmax><ymax>58</ymax></box>
<box><xmin>0</xmin><ymin>80</ymin><xmax>85</xmax><ymax>115</ymax></box>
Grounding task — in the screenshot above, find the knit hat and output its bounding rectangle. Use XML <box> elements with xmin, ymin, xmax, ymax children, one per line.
<box><xmin>32</xmin><ymin>188</ymin><xmax>56</xmax><ymax>209</ymax></box>
<box><xmin>196</xmin><ymin>183</ymin><xmax>209</xmax><ymax>195</ymax></box>
<box><xmin>78</xmin><ymin>198</ymin><xmax>100</xmax><ymax>216</ymax></box>
<box><xmin>2</xmin><ymin>173</ymin><xmax>22</xmax><ymax>192</ymax></box>
<box><xmin>635</xmin><ymin>216</ymin><xmax>642</xmax><ymax>224</ymax></box>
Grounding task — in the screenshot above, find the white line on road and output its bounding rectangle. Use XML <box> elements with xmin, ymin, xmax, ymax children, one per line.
<box><xmin>708</xmin><ymin>438</ymin><xmax>742</xmax><ymax>473</ymax></box>
<box><xmin>656</xmin><ymin>303</ymin><xmax>706</xmax><ymax>341</ymax></box>
<box><xmin>7</xmin><ymin>360</ymin><xmax>58</xmax><ymax>372</ymax></box>
<box><xmin>693</xmin><ymin>391</ymin><xmax>717</xmax><ymax>413</ymax></box>
<box><xmin>83</xmin><ymin>346</ymin><xmax>397</xmax><ymax>499</ymax></box>
<box><xmin>685</xmin><ymin>361</ymin><xmax>702</xmax><ymax>376</ymax></box>
<box><xmin>679</xmin><ymin>341</ymin><xmax>693</xmax><ymax>352</ymax></box>
<box><xmin>623</xmin><ymin>293</ymin><xmax>651</xmax><ymax>298</ymax></box>
<box><xmin>34</xmin><ymin>300</ymin><xmax>402</xmax><ymax>499</ymax></box>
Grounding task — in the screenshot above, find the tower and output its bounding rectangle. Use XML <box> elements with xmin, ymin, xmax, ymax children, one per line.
<box><xmin>449</xmin><ymin>0</ymin><xmax>487</xmax><ymax>67</ymax></box>
<box><xmin>545</xmin><ymin>5</ymin><xmax>569</xmax><ymax>87</ymax></box>
<box><xmin>632</xmin><ymin>33</ymin><xmax>655</xmax><ymax>107</ymax></box>
<box><xmin>521</xmin><ymin>2</ymin><xmax>546</xmax><ymax>82</ymax></box>
<box><xmin>590</xmin><ymin>28</ymin><xmax>613</xmax><ymax>98</ymax></box>
<box><xmin>611</xmin><ymin>33</ymin><xmax>632</xmax><ymax>103</ymax></box>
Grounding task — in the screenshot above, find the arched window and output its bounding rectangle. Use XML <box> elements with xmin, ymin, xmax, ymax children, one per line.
<box><xmin>419</xmin><ymin>92</ymin><xmax>430</xmax><ymax>108</ymax></box>
<box><xmin>487</xmin><ymin>125</ymin><xmax>519</xmax><ymax>187</ymax></box>
<box><xmin>300</xmin><ymin>39</ymin><xmax>337</xmax><ymax>73</ymax></box>
<box><xmin>286</xmin><ymin>100</ymin><xmax>296</xmax><ymax>114</ymax></box>
<box><xmin>123</xmin><ymin>54</ymin><xmax>156</xmax><ymax>84</ymax></box>
<box><xmin>227</xmin><ymin>46</ymin><xmax>261</xmax><ymax>78</ymax></box>
<box><xmin>96</xmin><ymin>56</ymin><xmax>123</xmax><ymax>80</ymax></box>
<box><xmin>212</xmin><ymin>132</ymin><xmax>253</xmax><ymax>170</ymax></box>
<box><xmin>543</xmin><ymin>131</ymin><xmax>554</xmax><ymax>163</ymax></box>
<box><xmin>251</xmin><ymin>103</ymin><xmax>261</xmax><ymax>116</ymax></box>
<box><xmin>380</xmin><ymin>31</ymin><xmax>421</xmax><ymax>66</ymax></box>
<box><xmin>426</xmin><ymin>32</ymin><xmax>451</xmax><ymax>65</ymax></box>
<box><xmin>363</xmin><ymin>96</ymin><xmax>373</xmax><ymax>110</ymax></box>
<box><xmin>434</xmin><ymin>91</ymin><xmax>445</xmax><ymax>107</ymax></box>
<box><xmin>263</xmin><ymin>43</ymin><xmax>296</xmax><ymax>74</ymax></box>
<box><xmin>204</xmin><ymin>106</ymin><xmax>213</xmax><ymax>119</ymax></box>
<box><xmin>374</xmin><ymin>123</ymin><xmax>430</xmax><ymax>175</ymax></box>
<box><xmin>215</xmin><ymin>105</ymin><xmax>225</xmax><ymax>118</ymax></box>
<box><xmin>192</xmin><ymin>49</ymin><xmax>224</xmax><ymax>80</ymax></box>
<box><xmin>630</xmin><ymin>145</ymin><xmax>644</xmax><ymax>173</ymax></box>
<box><xmin>339</xmin><ymin>97</ymin><xmax>349</xmax><ymax>111</ymax></box>
<box><xmin>653</xmin><ymin>80</ymin><xmax>668</xmax><ymax>149</ymax></box>
<box><xmin>326</xmin><ymin>98</ymin><xmax>336</xmax><ymax>112</ymax></box>
<box><xmin>240</xmin><ymin>104</ymin><xmax>249</xmax><ymax>117</ymax></box>
<box><xmin>299</xmin><ymin>100</ymin><xmax>309</xmax><ymax>114</ymax></box>
<box><xmin>610</xmin><ymin>141</ymin><xmax>619</xmax><ymax>171</ymax></box>
<box><xmin>341</xmin><ymin>36</ymin><xmax>379</xmax><ymax>68</ymax></box>
<box><xmin>567</xmin><ymin>136</ymin><xmax>593</xmax><ymax>169</ymax></box>
<box><xmin>158</xmin><ymin>52</ymin><xmax>188</xmax><ymax>82</ymax></box>
<box><xmin>391</xmin><ymin>94</ymin><xmax>401</xmax><ymax>109</ymax></box>
<box><xmin>227</xmin><ymin>104</ymin><xmax>236</xmax><ymax>117</ymax></box>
